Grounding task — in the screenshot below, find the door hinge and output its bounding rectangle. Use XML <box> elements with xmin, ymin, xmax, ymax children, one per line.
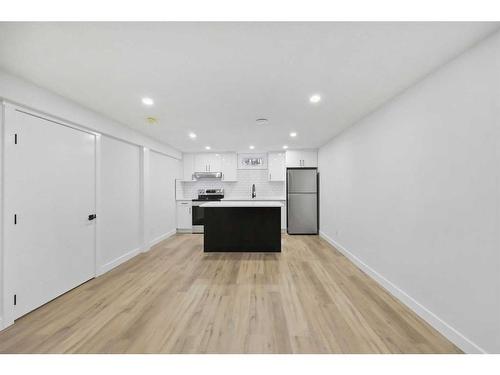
<box><xmin>14</xmin><ymin>294</ymin><xmax>17</xmax><ymax>306</ymax></box>
<box><xmin>14</xmin><ymin>214</ymin><xmax>17</xmax><ymax>225</ymax></box>
<box><xmin>14</xmin><ymin>134</ymin><xmax>18</xmax><ymax>144</ymax></box>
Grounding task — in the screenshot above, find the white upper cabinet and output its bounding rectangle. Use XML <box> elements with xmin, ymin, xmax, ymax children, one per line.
<box><xmin>285</xmin><ymin>150</ymin><xmax>317</xmax><ymax>168</ymax></box>
<box><xmin>268</xmin><ymin>152</ymin><xmax>285</xmax><ymax>181</ymax></box>
<box><xmin>221</xmin><ymin>153</ymin><xmax>237</xmax><ymax>181</ymax></box>
<box><xmin>207</xmin><ymin>153</ymin><xmax>222</xmax><ymax>172</ymax></box>
<box><xmin>187</xmin><ymin>152</ymin><xmax>236</xmax><ymax>180</ymax></box>
<box><xmin>194</xmin><ymin>153</ymin><xmax>222</xmax><ymax>172</ymax></box>
<box><xmin>194</xmin><ymin>153</ymin><xmax>208</xmax><ymax>172</ymax></box>
<box><xmin>182</xmin><ymin>153</ymin><xmax>195</xmax><ymax>180</ymax></box>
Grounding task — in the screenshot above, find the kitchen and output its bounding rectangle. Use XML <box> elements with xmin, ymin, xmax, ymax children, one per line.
<box><xmin>0</xmin><ymin>20</ymin><xmax>498</xmax><ymax>358</ymax></box>
<box><xmin>175</xmin><ymin>150</ymin><xmax>318</xmax><ymax>251</ymax></box>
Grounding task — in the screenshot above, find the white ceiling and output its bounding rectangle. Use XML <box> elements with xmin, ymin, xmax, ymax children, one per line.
<box><xmin>0</xmin><ymin>22</ymin><xmax>498</xmax><ymax>153</ymax></box>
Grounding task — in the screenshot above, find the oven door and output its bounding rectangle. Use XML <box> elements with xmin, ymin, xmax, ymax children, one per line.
<box><xmin>192</xmin><ymin>204</ymin><xmax>204</xmax><ymax>233</ymax></box>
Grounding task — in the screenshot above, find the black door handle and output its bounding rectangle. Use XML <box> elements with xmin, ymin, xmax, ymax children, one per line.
<box><xmin>88</xmin><ymin>214</ymin><xmax>97</xmax><ymax>221</ymax></box>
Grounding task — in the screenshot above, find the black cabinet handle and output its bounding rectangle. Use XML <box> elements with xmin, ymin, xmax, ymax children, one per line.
<box><xmin>88</xmin><ymin>214</ymin><xmax>97</xmax><ymax>221</ymax></box>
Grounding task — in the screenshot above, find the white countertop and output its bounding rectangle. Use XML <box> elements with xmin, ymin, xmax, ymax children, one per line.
<box><xmin>222</xmin><ymin>196</ymin><xmax>286</xmax><ymax>201</ymax></box>
<box><xmin>200</xmin><ymin>201</ymin><xmax>284</xmax><ymax>208</ymax></box>
<box><xmin>176</xmin><ymin>196</ymin><xmax>286</xmax><ymax>201</ymax></box>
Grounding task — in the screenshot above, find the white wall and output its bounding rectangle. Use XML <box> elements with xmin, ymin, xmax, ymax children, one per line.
<box><xmin>318</xmin><ymin>31</ymin><xmax>500</xmax><ymax>353</ymax></box>
<box><xmin>0</xmin><ymin>101</ymin><xmax>4</xmax><ymax>329</ymax></box>
<box><xmin>0</xmin><ymin>71</ymin><xmax>182</xmax><ymax>329</ymax></box>
<box><xmin>0</xmin><ymin>70</ymin><xmax>181</xmax><ymax>159</ymax></box>
<box><xmin>149</xmin><ymin>150</ymin><xmax>182</xmax><ymax>245</ymax></box>
<box><xmin>99</xmin><ymin>136</ymin><xmax>142</xmax><ymax>274</ymax></box>
<box><xmin>177</xmin><ymin>169</ymin><xmax>285</xmax><ymax>200</ymax></box>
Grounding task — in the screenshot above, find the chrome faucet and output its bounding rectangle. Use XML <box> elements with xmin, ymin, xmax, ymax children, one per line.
<box><xmin>251</xmin><ymin>184</ymin><xmax>256</xmax><ymax>199</ymax></box>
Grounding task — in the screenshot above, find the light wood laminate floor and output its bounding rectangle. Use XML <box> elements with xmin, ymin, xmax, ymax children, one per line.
<box><xmin>0</xmin><ymin>234</ymin><xmax>461</xmax><ymax>353</ymax></box>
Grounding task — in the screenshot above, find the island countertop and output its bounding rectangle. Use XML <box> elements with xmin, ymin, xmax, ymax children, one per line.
<box><xmin>200</xmin><ymin>201</ymin><xmax>284</xmax><ymax>208</ymax></box>
<box><xmin>203</xmin><ymin>201</ymin><xmax>282</xmax><ymax>252</ymax></box>
<box><xmin>221</xmin><ymin>196</ymin><xmax>286</xmax><ymax>201</ymax></box>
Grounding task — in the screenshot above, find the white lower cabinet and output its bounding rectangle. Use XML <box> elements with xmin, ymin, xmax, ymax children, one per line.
<box><xmin>177</xmin><ymin>201</ymin><xmax>192</xmax><ymax>230</ymax></box>
<box><xmin>281</xmin><ymin>203</ymin><xmax>286</xmax><ymax>230</ymax></box>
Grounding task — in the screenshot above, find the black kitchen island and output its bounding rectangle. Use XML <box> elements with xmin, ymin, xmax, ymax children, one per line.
<box><xmin>202</xmin><ymin>201</ymin><xmax>283</xmax><ymax>252</ymax></box>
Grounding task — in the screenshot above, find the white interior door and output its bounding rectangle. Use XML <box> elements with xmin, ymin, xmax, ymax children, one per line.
<box><xmin>4</xmin><ymin>107</ymin><xmax>96</xmax><ymax>321</ymax></box>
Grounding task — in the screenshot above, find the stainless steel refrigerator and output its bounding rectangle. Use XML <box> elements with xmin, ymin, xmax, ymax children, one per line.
<box><xmin>287</xmin><ymin>168</ymin><xmax>318</xmax><ymax>234</ymax></box>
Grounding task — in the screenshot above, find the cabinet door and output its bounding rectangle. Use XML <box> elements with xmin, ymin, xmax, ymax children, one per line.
<box><xmin>177</xmin><ymin>201</ymin><xmax>192</xmax><ymax>229</ymax></box>
<box><xmin>207</xmin><ymin>153</ymin><xmax>222</xmax><ymax>172</ymax></box>
<box><xmin>302</xmin><ymin>150</ymin><xmax>318</xmax><ymax>167</ymax></box>
<box><xmin>194</xmin><ymin>153</ymin><xmax>209</xmax><ymax>172</ymax></box>
<box><xmin>285</xmin><ymin>150</ymin><xmax>302</xmax><ymax>167</ymax></box>
<box><xmin>268</xmin><ymin>152</ymin><xmax>285</xmax><ymax>181</ymax></box>
<box><xmin>221</xmin><ymin>153</ymin><xmax>237</xmax><ymax>181</ymax></box>
<box><xmin>281</xmin><ymin>204</ymin><xmax>286</xmax><ymax>230</ymax></box>
<box><xmin>183</xmin><ymin>153</ymin><xmax>195</xmax><ymax>180</ymax></box>
<box><xmin>285</xmin><ymin>150</ymin><xmax>317</xmax><ymax>167</ymax></box>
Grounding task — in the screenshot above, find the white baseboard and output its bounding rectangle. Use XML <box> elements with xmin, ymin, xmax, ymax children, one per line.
<box><xmin>319</xmin><ymin>231</ymin><xmax>486</xmax><ymax>354</ymax></box>
<box><xmin>148</xmin><ymin>229</ymin><xmax>176</xmax><ymax>249</ymax></box>
<box><xmin>98</xmin><ymin>246</ymin><xmax>142</xmax><ymax>276</ymax></box>
<box><xmin>98</xmin><ymin>229</ymin><xmax>177</xmax><ymax>274</ymax></box>
<box><xmin>0</xmin><ymin>315</ymin><xmax>14</xmax><ymax>332</ymax></box>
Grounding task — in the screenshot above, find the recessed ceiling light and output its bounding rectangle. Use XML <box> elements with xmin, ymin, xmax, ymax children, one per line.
<box><xmin>283</xmin><ymin>145</ymin><xmax>288</xmax><ymax>149</ymax></box>
<box><xmin>205</xmin><ymin>146</ymin><xmax>211</xmax><ymax>150</ymax></box>
<box><xmin>309</xmin><ymin>94</ymin><xmax>321</xmax><ymax>104</ymax></box>
<box><xmin>189</xmin><ymin>132</ymin><xmax>197</xmax><ymax>139</ymax></box>
<box><xmin>256</xmin><ymin>118</ymin><xmax>269</xmax><ymax>126</ymax></box>
<box><xmin>249</xmin><ymin>145</ymin><xmax>255</xmax><ymax>150</ymax></box>
<box><xmin>142</xmin><ymin>97</ymin><xmax>154</xmax><ymax>106</ymax></box>
<box><xmin>290</xmin><ymin>132</ymin><xmax>297</xmax><ymax>137</ymax></box>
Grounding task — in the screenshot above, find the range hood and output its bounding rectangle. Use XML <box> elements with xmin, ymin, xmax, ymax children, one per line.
<box><xmin>193</xmin><ymin>171</ymin><xmax>222</xmax><ymax>179</ymax></box>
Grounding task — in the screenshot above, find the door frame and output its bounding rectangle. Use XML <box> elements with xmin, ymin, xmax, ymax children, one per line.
<box><xmin>1</xmin><ymin>102</ymin><xmax>101</xmax><ymax>328</ymax></box>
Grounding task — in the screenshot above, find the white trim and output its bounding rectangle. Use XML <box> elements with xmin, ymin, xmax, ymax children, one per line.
<box><xmin>97</xmin><ymin>247</ymin><xmax>142</xmax><ymax>276</ymax></box>
<box><xmin>101</xmin><ymin>229</ymin><xmax>176</xmax><ymax>274</ymax></box>
<box><xmin>94</xmin><ymin>134</ymin><xmax>102</xmax><ymax>278</ymax></box>
<box><xmin>319</xmin><ymin>230</ymin><xmax>487</xmax><ymax>354</ymax></box>
<box><xmin>148</xmin><ymin>229</ymin><xmax>176</xmax><ymax>250</ymax></box>
<box><xmin>1</xmin><ymin>103</ymin><xmax>13</xmax><ymax>328</ymax></box>
<box><xmin>141</xmin><ymin>147</ymin><xmax>150</xmax><ymax>252</ymax></box>
<box><xmin>1</xmin><ymin>317</ymin><xmax>13</xmax><ymax>331</ymax></box>
<box><xmin>0</xmin><ymin>317</ymin><xmax>10</xmax><ymax>331</ymax></box>
<box><xmin>0</xmin><ymin>102</ymin><xmax>4</xmax><ymax>332</ymax></box>
<box><xmin>1</xmin><ymin>103</ymin><xmax>99</xmax><ymax>327</ymax></box>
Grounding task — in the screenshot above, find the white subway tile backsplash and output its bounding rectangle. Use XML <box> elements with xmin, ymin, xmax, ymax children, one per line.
<box><xmin>177</xmin><ymin>169</ymin><xmax>285</xmax><ymax>200</ymax></box>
